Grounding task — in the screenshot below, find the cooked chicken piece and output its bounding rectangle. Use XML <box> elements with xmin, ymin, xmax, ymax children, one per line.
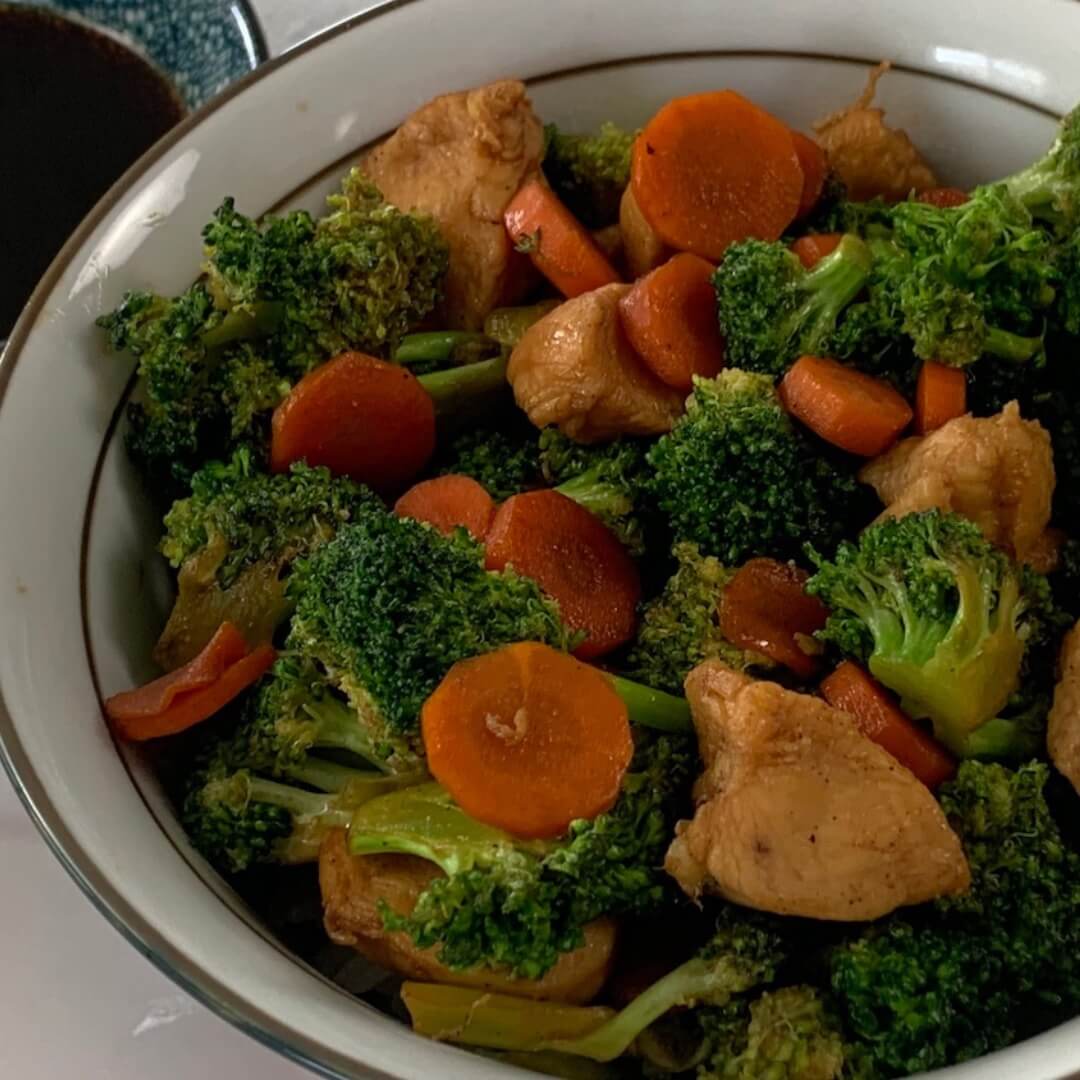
<box><xmin>859</xmin><ymin>401</ymin><xmax>1055</xmax><ymax>566</ymax></box>
<box><xmin>592</xmin><ymin>223</ymin><xmax>625</xmax><ymax>272</ymax></box>
<box><xmin>361</xmin><ymin>79</ymin><xmax>544</xmax><ymax>330</ymax></box>
<box><xmin>319</xmin><ymin>829</ymin><xmax>616</xmax><ymax>1003</ymax></box>
<box><xmin>508</xmin><ymin>283</ymin><xmax>684</xmax><ymax>442</ymax></box>
<box><xmin>1049</xmin><ymin>622</ymin><xmax>1080</xmax><ymax>795</ymax></box>
<box><xmin>620</xmin><ymin>186</ymin><xmax>669</xmax><ymax>278</ymax></box>
<box><xmin>664</xmin><ymin>662</ymin><xmax>969</xmax><ymax>920</ymax></box>
<box><xmin>814</xmin><ymin>63</ymin><xmax>939</xmax><ymax>201</ymax></box>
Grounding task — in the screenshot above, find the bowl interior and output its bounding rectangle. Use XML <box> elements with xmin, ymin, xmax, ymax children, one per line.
<box><xmin>4</xmin><ymin>2</ymin><xmax>1080</xmax><ymax>1078</ymax></box>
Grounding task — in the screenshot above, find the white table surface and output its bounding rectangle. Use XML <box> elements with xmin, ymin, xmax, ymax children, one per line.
<box><xmin>1</xmin><ymin>8</ymin><xmax>374</xmax><ymax>1077</ymax></box>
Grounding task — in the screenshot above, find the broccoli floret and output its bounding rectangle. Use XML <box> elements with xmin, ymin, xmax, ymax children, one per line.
<box><xmin>202</xmin><ymin>171</ymin><xmax>448</xmax><ymax>373</ymax></box>
<box><xmin>350</xmin><ymin>731</ymin><xmax>694</xmax><ymax>977</ymax></box>
<box><xmin>998</xmin><ymin>104</ymin><xmax>1080</xmax><ymax>234</ymax></box>
<box><xmin>539</xmin><ymin>430</ymin><xmax>654</xmax><ymax>556</ymax></box>
<box><xmin>433</xmin><ymin>421</ymin><xmax>541</xmax><ymax>501</ymax></box>
<box><xmin>807</xmin><ymin>510</ymin><xmax>1058</xmax><ymax>758</ymax></box>
<box><xmin>648</xmin><ymin>371</ymin><xmax>865</xmax><ymax>565</ymax></box>
<box><xmin>713</xmin><ymin>235</ymin><xmax>872</xmax><ymax>377</ymax></box>
<box><xmin>624</xmin><ymin>542</ymin><xmax>772</xmax><ymax>695</ymax></box>
<box><xmin>542</xmin><ymin>122</ymin><xmax>635</xmax><ymax>228</ymax></box>
<box><xmin>1052</xmin><ymin>227</ymin><xmax>1080</xmax><ymax>334</ymax></box>
<box><xmin>830</xmin><ymin>761</ymin><xmax>1080</xmax><ymax>1076</ymax></box>
<box><xmin>162</xmin><ymin>449</ymin><xmax>376</xmax><ymax>588</ymax></box>
<box><xmin>286</xmin><ymin>510</ymin><xmax>572</xmax><ymax>747</ymax></box>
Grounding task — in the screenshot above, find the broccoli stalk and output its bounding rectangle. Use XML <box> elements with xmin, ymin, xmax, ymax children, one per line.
<box><xmin>417</xmin><ymin>352</ymin><xmax>510</xmax><ymax>420</ymax></box>
<box><xmin>400</xmin><ymin>912</ymin><xmax>783</xmax><ymax>1060</ymax></box>
<box><xmin>998</xmin><ymin>105</ymin><xmax>1080</xmax><ymax>233</ymax></box>
<box><xmin>392</xmin><ymin>331</ymin><xmax>501</xmax><ymax>374</ymax></box>
<box><xmin>712</xmin><ymin>234</ymin><xmax>872</xmax><ymax>376</ymax></box>
<box><xmin>807</xmin><ymin>509</ymin><xmax>1058</xmax><ymax>758</ymax></box>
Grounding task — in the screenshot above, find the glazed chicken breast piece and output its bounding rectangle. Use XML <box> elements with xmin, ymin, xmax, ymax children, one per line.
<box><xmin>507</xmin><ymin>282</ymin><xmax>685</xmax><ymax>442</ymax></box>
<box><xmin>859</xmin><ymin>401</ymin><xmax>1057</xmax><ymax>569</ymax></box>
<box><xmin>1049</xmin><ymin>623</ymin><xmax>1080</xmax><ymax>796</ymax></box>
<box><xmin>319</xmin><ymin>829</ymin><xmax>616</xmax><ymax>1003</ymax></box>
<box><xmin>664</xmin><ymin>662</ymin><xmax>970</xmax><ymax>921</ymax></box>
<box><xmin>361</xmin><ymin>79</ymin><xmax>543</xmax><ymax>330</ymax></box>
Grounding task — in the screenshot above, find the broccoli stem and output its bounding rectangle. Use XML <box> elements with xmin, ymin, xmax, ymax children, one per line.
<box><xmin>607</xmin><ymin>675</ymin><xmax>692</xmax><ymax>733</ymax></box>
<box><xmin>245</xmin><ymin>774</ymin><xmax>352</xmax><ymax>825</ymax></box>
<box><xmin>394</xmin><ymin>331</ymin><xmax>499</xmax><ymax>368</ymax></box>
<box><xmin>555</xmin><ymin>468</ymin><xmax>632</xmax><ymax>521</ymax></box>
<box><xmin>787</xmin><ymin>234</ymin><xmax>873</xmax><ymax>344</ymax></box>
<box><xmin>301</xmin><ymin>696</ymin><xmax>401</xmax><ymax>774</ymax></box>
<box><xmin>199</xmin><ymin>301</ymin><xmax>284</xmax><ymax>348</ymax></box>
<box><xmin>418</xmin><ymin>353</ymin><xmax>510</xmax><ymax>419</ymax></box>
<box><xmin>983</xmin><ymin>326</ymin><xmax>1044</xmax><ymax>363</ymax></box>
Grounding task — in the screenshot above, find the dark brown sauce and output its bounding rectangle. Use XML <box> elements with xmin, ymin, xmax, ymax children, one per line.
<box><xmin>0</xmin><ymin>4</ymin><xmax>186</xmax><ymax>330</ymax></box>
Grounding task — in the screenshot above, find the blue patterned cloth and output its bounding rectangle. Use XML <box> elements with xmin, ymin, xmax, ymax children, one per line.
<box><xmin>9</xmin><ymin>0</ymin><xmax>267</xmax><ymax>107</ymax></box>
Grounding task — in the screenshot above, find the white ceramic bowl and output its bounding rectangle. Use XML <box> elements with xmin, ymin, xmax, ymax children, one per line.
<box><xmin>3</xmin><ymin>1</ymin><xmax>1080</xmax><ymax>1076</ymax></box>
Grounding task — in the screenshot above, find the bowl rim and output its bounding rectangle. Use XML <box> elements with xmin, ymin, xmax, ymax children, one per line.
<box><xmin>2</xmin><ymin>2</ymin><xmax>1079</xmax><ymax>1078</ymax></box>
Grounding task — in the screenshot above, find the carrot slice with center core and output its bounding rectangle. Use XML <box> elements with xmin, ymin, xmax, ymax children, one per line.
<box><xmin>820</xmin><ymin>661</ymin><xmax>956</xmax><ymax>788</ymax></box>
<box><xmin>630</xmin><ymin>90</ymin><xmax>804</xmax><ymax>261</ymax></box>
<box><xmin>618</xmin><ymin>252</ymin><xmax>725</xmax><ymax>391</ymax></box>
<box><xmin>719</xmin><ymin>558</ymin><xmax>828</xmax><ymax>678</ymax></box>
<box><xmin>914</xmin><ymin>359</ymin><xmax>967</xmax><ymax>435</ymax></box>
<box><xmin>484</xmin><ymin>490</ymin><xmax>641</xmax><ymax>659</ymax></box>
<box><xmin>394</xmin><ymin>474</ymin><xmax>496</xmax><ymax>541</ymax></box>
<box><xmin>778</xmin><ymin>355</ymin><xmax>913</xmax><ymax>456</ymax></box>
<box><xmin>270</xmin><ymin>351</ymin><xmax>436</xmax><ymax>494</ymax></box>
<box><xmin>421</xmin><ymin>642</ymin><xmax>633</xmax><ymax>839</ymax></box>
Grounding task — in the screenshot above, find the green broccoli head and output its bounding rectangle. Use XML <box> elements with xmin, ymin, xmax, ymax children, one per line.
<box><xmin>712</xmin><ymin>234</ymin><xmax>872</xmax><ymax>376</ymax></box>
<box><xmin>830</xmin><ymin>761</ymin><xmax>1080</xmax><ymax>1077</ymax></box>
<box><xmin>161</xmin><ymin>449</ymin><xmax>377</xmax><ymax>589</ymax></box>
<box><xmin>999</xmin><ymin>104</ymin><xmax>1080</xmax><ymax>233</ymax></box>
<box><xmin>349</xmin><ymin>731</ymin><xmax>693</xmax><ymax>978</ymax></box>
<box><xmin>648</xmin><ymin>371</ymin><xmax>865</xmax><ymax>565</ymax></box>
<box><xmin>807</xmin><ymin>509</ymin><xmax>1057</xmax><ymax>758</ymax></box>
<box><xmin>1052</xmin><ymin>226</ymin><xmax>1080</xmax><ymax>335</ymax></box>
<box><xmin>624</xmin><ymin>542</ymin><xmax>772</xmax><ymax>695</ymax></box>
<box><xmin>286</xmin><ymin>509</ymin><xmax>572</xmax><ymax>746</ymax></box>
<box><xmin>542</xmin><ymin>122</ymin><xmax>635</xmax><ymax>228</ymax></box>
<box><xmin>539</xmin><ymin>429</ymin><xmax>654</xmax><ymax>556</ymax></box>
<box><xmin>432</xmin><ymin>419</ymin><xmax>541</xmax><ymax>501</ymax></box>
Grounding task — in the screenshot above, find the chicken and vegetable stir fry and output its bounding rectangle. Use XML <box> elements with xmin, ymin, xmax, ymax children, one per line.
<box><xmin>99</xmin><ymin>67</ymin><xmax>1080</xmax><ymax>1078</ymax></box>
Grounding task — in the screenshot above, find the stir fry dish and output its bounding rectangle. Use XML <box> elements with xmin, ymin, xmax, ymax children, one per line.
<box><xmin>99</xmin><ymin>67</ymin><xmax>1080</xmax><ymax>1078</ymax></box>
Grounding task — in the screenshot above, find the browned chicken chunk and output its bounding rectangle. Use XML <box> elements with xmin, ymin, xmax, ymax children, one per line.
<box><xmin>507</xmin><ymin>283</ymin><xmax>684</xmax><ymax>442</ymax></box>
<box><xmin>319</xmin><ymin>829</ymin><xmax>616</xmax><ymax>1003</ymax></box>
<box><xmin>859</xmin><ymin>402</ymin><xmax>1056</xmax><ymax>567</ymax></box>
<box><xmin>361</xmin><ymin>79</ymin><xmax>543</xmax><ymax>329</ymax></box>
<box><xmin>619</xmin><ymin>186</ymin><xmax>669</xmax><ymax>278</ymax></box>
<box><xmin>1049</xmin><ymin>622</ymin><xmax>1080</xmax><ymax>795</ymax></box>
<box><xmin>664</xmin><ymin>662</ymin><xmax>970</xmax><ymax>920</ymax></box>
<box><xmin>814</xmin><ymin>63</ymin><xmax>939</xmax><ymax>201</ymax></box>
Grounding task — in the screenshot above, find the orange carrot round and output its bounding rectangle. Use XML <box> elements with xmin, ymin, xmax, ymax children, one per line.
<box><xmin>630</xmin><ymin>90</ymin><xmax>804</xmax><ymax>261</ymax></box>
<box><xmin>790</xmin><ymin>233</ymin><xmax>843</xmax><ymax>270</ymax></box>
<box><xmin>107</xmin><ymin>621</ymin><xmax>276</xmax><ymax>742</ymax></box>
<box><xmin>394</xmin><ymin>474</ymin><xmax>496</xmax><ymax>541</ymax></box>
<box><xmin>778</xmin><ymin>355</ymin><xmax>913</xmax><ymax>456</ymax></box>
<box><xmin>914</xmin><ymin>360</ymin><xmax>967</xmax><ymax>435</ymax></box>
<box><xmin>484</xmin><ymin>490</ymin><xmax>641</xmax><ymax>659</ymax></box>
<box><xmin>821</xmin><ymin>661</ymin><xmax>956</xmax><ymax>788</ymax></box>
<box><xmin>270</xmin><ymin>352</ymin><xmax>436</xmax><ymax>494</ymax></box>
<box><xmin>422</xmin><ymin>642</ymin><xmax>633</xmax><ymax>838</ymax></box>
<box><xmin>790</xmin><ymin>131</ymin><xmax>828</xmax><ymax>219</ymax></box>
<box><xmin>618</xmin><ymin>253</ymin><xmax>725</xmax><ymax>391</ymax></box>
<box><xmin>720</xmin><ymin>558</ymin><xmax>828</xmax><ymax>678</ymax></box>
<box><xmin>504</xmin><ymin>179</ymin><xmax>621</xmax><ymax>298</ymax></box>
<box><xmin>915</xmin><ymin>186</ymin><xmax>969</xmax><ymax>208</ymax></box>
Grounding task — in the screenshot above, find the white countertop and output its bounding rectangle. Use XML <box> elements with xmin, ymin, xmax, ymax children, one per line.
<box><xmin>0</xmin><ymin>10</ymin><xmax>374</xmax><ymax>1078</ymax></box>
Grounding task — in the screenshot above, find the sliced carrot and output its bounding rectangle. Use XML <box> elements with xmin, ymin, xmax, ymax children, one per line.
<box><xmin>820</xmin><ymin>661</ymin><xmax>956</xmax><ymax>788</ymax></box>
<box><xmin>394</xmin><ymin>474</ymin><xmax>496</xmax><ymax>541</ymax></box>
<box><xmin>915</xmin><ymin>186</ymin><xmax>969</xmax><ymax>208</ymax></box>
<box><xmin>631</xmin><ymin>90</ymin><xmax>804</xmax><ymax>261</ymax></box>
<box><xmin>107</xmin><ymin>624</ymin><xmax>276</xmax><ymax>743</ymax></box>
<box><xmin>617</xmin><ymin>253</ymin><xmax>725</xmax><ymax>391</ymax></box>
<box><xmin>790</xmin><ymin>131</ymin><xmax>828</xmax><ymax>219</ymax></box>
<box><xmin>503</xmin><ymin>179</ymin><xmax>621</xmax><ymax>298</ymax></box>
<box><xmin>719</xmin><ymin>558</ymin><xmax>828</xmax><ymax>678</ymax></box>
<box><xmin>914</xmin><ymin>360</ymin><xmax>967</xmax><ymax>435</ymax></box>
<box><xmin>421</xmin><ymin>642</ymin><xmax>633</xmax><ymax>838</ymax></box>
<box><xmin>484</xmin><ymin>490</ymin><xmax>641</xmax><ymax>660</ymax></box>
<box><xmin>778</xmin><ymin>355</ymin><xmax>913</xmax><ymax>456</ymax></box>
<box><xmin>790</xmin><ymin>233</ymin><xmax>843</xmax><ymax>270</ymax></box>
<box><xmin>270</xmin><ymin>351</ymin><xmax>436</xmax><ymax>494</ymax></box>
